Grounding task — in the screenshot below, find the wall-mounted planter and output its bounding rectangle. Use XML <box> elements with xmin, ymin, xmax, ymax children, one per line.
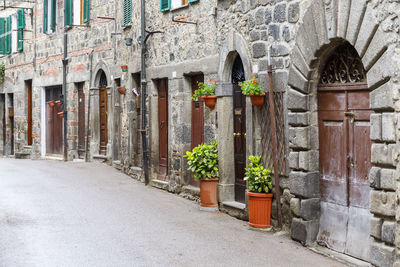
<box><xmin>249</xmin><ymin>92</ymin><xmax>265</xmax><ymax>109</ymax></box>
<box><xmin>203</xmin><ymin>95</ymin><xmax>217</xmax><ymax>110</ymax></box>
<box><xmin>121</xmin><ymin>65</ymin><xmax>128</xmax><ymax>72</ymax></box>
<box><xmin>118</xmin><ymin>86</ymin><xmax>126</xmax><ymax>95</ymax></box>
<box><xmin>48</xmin><ymin>101</ymin><xmax>55</xmax><ymax>108</ymax></box>
<box><xmin>57</xmin><ymin>111</ymin><xmax>64</xmax><ymax>118</ymax></box>
<box><xmin>55</xmin><ymin>100</ymin><xmax>61</xmax><ymax>108</ymax></box>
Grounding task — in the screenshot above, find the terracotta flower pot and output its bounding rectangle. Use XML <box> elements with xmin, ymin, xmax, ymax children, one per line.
<box><xmin>200</xmin><ymin>178</ymin><xmax>219</xmax><ymax>207</ymax></box>
<box><xmin>57</xmin><ymin>111</ymin><xmax>64</xmax><ymax>118</ymax></box>
<box><xmin>203</xmin><ymin>95</ymin><xmax>217</xmax><ymax>110</ymax></box>
<box><xmin>48</xmin><ymin>101</ymin><xmax>55</xmax><ymax>108</ymax></box>
<box><xmin>247</xmin><ymin>190</ymin><xmax>273</xmax><ymax>228</ymax></box>
<box><xmin>55</xmin><ymin>100</ymin><xmax>61</xmax><ymax>108</ymax></box>
<box><xmin>249</xmin><ymin>92</ymin><xmax>266</xmax><ymax>109</ymax></box>
<box><xmin>118</xmin><ymin>86</ymin><xmax>126</xmax><ymax>95</ymax></box>
<box><xmin>121</xmin><ymin>65</ymin><xmax>128</xmax><ymax>72</ymax></box>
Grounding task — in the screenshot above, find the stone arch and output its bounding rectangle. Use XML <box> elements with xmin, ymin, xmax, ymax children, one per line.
<box><xmin>92</xmin><ymin>61</ymin><xmax>111</xmax><ymax>88</ymax></box>
<box><xmin>287</xmin><ymin>1</ymin><xmax>397</xmax><ymax>264</ymax></box>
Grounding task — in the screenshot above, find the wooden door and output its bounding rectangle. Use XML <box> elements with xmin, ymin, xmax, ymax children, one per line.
<box><xmin>99</xmin><ymin>87</ymin><xmax>108</xmax><ymax>155</ymax></box>
<box><xmin>158</xmin><ymin>79</ymin><xmax>168</xmax><ymax>181</ymax></box>
<box><xmin>8</xmin><ymin>93</ymin><xmax>14</xmax><ymax>155</ymax></box>
<box><xmin>0</xmin><ymin>94</ymin><xmax>5</xmax><ymax>154</ymax></box>
<box><xmin>27</xmin><ymin>81</ymin><xmax>32</xmax><ymax>146</ymax></box>
<box><xmin>233</xmin><ymin>84</ymin><xmax>246</xmax><ymax>203</ymax></box>
<box><xmin>190</xmin><ymin>75</ymin><xmax>204</xmax><ymax>186</ymax></box>
<box><xmin>45</xmin><ymin>87</ymin><xmax>63</xmax><ymax>155</ymax></box>
<box><xmin>78</xmin><ymin>84</ymin><xmax>85</xmax><ymax>158</ymax></box>
<box><xmin>317</xmin><ymin>83</ymin><xmax>371</xmax><ymax>260</ymax></box>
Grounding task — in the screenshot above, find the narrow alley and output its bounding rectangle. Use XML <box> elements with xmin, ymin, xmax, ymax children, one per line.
<box><xmin>0</xmin><ymin>158</ymin><xmax>344</xmax><ymax>267</ymax></box>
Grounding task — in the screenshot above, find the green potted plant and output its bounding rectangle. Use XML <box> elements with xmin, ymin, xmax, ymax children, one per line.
<box><xmin>185</xmin><ymin>141</ymin><xmax>219</xmax><ymax>210</ymax></box>
<box><xmin>244</xmin><ymin>155</ymin><xmax>273</xmax><ymax>228</ymax></box>
<box><xmin>239</xmin><ymin>75</ymin><xmax>265</xmax><ymax>109</ymax></box>
<box><xmin>192</xmin><ymin>79</ymin><xmax>217</xmax><ymax>109</ymax></box>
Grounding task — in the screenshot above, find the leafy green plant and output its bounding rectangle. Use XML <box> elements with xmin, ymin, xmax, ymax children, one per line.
<box><xmin>239</xmin><ymin>75</ymin><xmax>264</xmax><ymax>96</ymax></box>
<box><xmin>185</xmin><ymin>141</ymin><xmax>219</xmax><ymax>180</ymax></box>
<box><xmin>192</xmin><ymin>79</ymin><xmax>216</xmax><ymax>101</ymax></box>
<box><xmin>0</xmin><ymin>62</ymin><xmax>5</xmax><ymax>84</ymax></box>
<box><xmin>244</xmin><ymin>156</ymin><xmax>273</xmax><ymax>193</ymax></box>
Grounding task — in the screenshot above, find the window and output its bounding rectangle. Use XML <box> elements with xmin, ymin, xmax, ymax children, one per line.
<box><xmin>160</xmin><ymin>0</ymin><xmax>197</xmax><ymax>12</ymax></box>
<box><xmin>11</xmin><ymin>15</ymin><xmax>17</xmax><ymax>53</ymax></box>
<box><xmin>0</xmin><ymin>18</ymin><xmax>5</xmax><ymax>55</ymax></box>
<box><xmin>17</xmin><ymin>9</ymin><xmax>24</xmax><ymax>51</ymax></box>
<box><xmin>123</xmin><ymin>0</ymin><xmax>132</xmax><ymax>26</ymax></box>
<box><xmin>43</xmin><ymin>0</ymin><xmax>57</xmax><ymax>33</ymax></box>
<box><xmin>6</xmin><ymin>16</ymin><xmax>11</xmax><ymax>54</ymax></box>
<box><xmin>71</xmin><ymin>0</ymin><xmax>89</xmax><ymax>26</ymax></box>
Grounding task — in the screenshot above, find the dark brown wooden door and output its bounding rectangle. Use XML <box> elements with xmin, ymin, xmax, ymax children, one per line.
<box><xmin>45</xmin><ymin>87</ymin><xmax>63</xmax><ymax>155</ymax></box>
<box><xmin>99</xmin><ymin>87</ymin><xmax>108</xmax><ymax>155</ymax></box>
<box><xmin>0</xmin><ymin>94</ymin><xmax>5</xmax><ymax>155</ymax></box>
<box><xmin>318</xmin><ymin>83</ymin><xmax>371</xmax><ymax>260</ymax></box>
<box><xmin>190</xmin><ymin>75</ymin><xmax>204</xmax><ymax>187</ymax></box>
<box><xmin>27</xmin><ymin>81</ymin><xmax>32</xmax><ymax>146</ymax></box>
<box><xmin>233</xmin><ymin>84</ymin><xmax>246</xmax><ymax>203</ymax></box>
<box><xmin>78</xmin><ymin>84</ymin><xmax>85</xmax><ymax>158</ymax></box>
<box><xmin>158</xmin><ymin>79</ymin><xmax>168</xmax><ymax>181</ymax></box>
<box><xmin>8</xmin><ymin>93</ymin><xmax>14</xmax><ymax>155</ymax></box>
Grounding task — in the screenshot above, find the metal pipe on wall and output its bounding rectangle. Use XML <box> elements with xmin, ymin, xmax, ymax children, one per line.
<box><xmin>62</xmin><ymin>30</ymin><xmax>68</xmax><ymax>161</ymax></box>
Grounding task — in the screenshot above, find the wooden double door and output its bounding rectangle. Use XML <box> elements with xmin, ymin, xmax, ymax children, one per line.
<box><xmin>46</xmin><ymin>87</ymin><xmax>63</xmax><ymax>155</ymax></box>
<box><xmin>317</xmin><ymin>83</ymin><xmax>371</xmax><ymax>261</ymax></box>
<box><xmin>158</xmin><ymin>79</ymin><xmax>168</xmax><ymax>180</ymax></box>
<box><xmin>99</xmin><ymin>87</ymin><xmax>107</xmax><ymax>155</ymax></box>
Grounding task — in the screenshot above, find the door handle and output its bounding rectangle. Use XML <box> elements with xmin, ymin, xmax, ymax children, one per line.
<box><xmin>344</xmin><ymin>111</ymin><xmax>355</xmax><ymax>123</ymax></box>
<box><xmin>233</xmin><ymin>132</ymin><xmax>241</xmax><ymax>137</ymax></box>
<box><xmin>160</xmin><ymin>121</ymin><xmax>165</xmax><ymax>129</ymax></box>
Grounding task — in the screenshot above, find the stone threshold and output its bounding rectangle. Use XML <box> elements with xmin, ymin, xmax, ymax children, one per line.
<box><xmin>151</xmin><ymin>179</ymin><xmax>169</xmax><ymax>191</ymax></box>
<box><xmin>309</xmin><ymin>245</ymin><xmax>370</xmax><ymax>267</ymax></box>
<box><xmin>44</xmin><ymin>155</ymin><xmax>63</xmax><ymax>161</ymax></box>
<box><xmin>219</xmin><ymin>201</ymin><xmax>248</xmax><ymax>221</ymax></box>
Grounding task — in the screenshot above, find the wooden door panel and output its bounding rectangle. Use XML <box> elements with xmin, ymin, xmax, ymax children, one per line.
<box><xmin>158</xmin><ymin>79</ymin><xmax>168</xmax><ymax>180</ymax></box>
<box><xmin>348</xmin><ymin>91</ymin><xmax>369</xmax><ymax>110</ymax></box>
<box><xmin>27</xmin><ymin>82</ymin><xmax>32</xmax><ymax>146</ymax></box>
<box><xmin>318</xmin><ymin>92</ymin><xmax>346</xmax><ymax>111</ymax></box>
<box><xmin>46</xmin><ymin>102</ymin><xmax>53</xmax><ymax>154</ymax></box>
<box><xmin>78</xmin><ymin>86</ymin><xmax>85</xmax><ymax>157</ymax></box>
<box><xmin>99</xmin><ymin>87</ymin><xmax>107</xmax><ymax>155</ymax></box>
<box><xmin>53</xmin><ymin>100</ymin><xmax>63</xmax><ymax>155</ymax></box>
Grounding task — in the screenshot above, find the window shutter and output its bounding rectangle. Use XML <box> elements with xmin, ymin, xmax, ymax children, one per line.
<box><xmin>6</xmin><ymin>16</ymin><xmax>11</xmax><ymax>54</ymax></box>
<box><xmin>43</xmin><ymin>0</ymin><xmax>48</xmax><ymax>33</ymax></box>
<box><xmin>64</xmin><ymin>0</ymin><xmax>73</xmax><ymax>27</ymax></box>
<box><xmin>160</xmin><ymin>0</ymin><xmax>170</xmax><ymax>12</ymax></box>
<box><xmin>83</xmin><ymin>0</ymin><xmax>90</xmax><ymax>23</ymax></box>
<box><xmin>50</xmin><ymin>0</ymin><xmax>56</xmax><ymax>31</ymax></box>
<box><xmin>0</xmin><ymin>18</ymin><xmax>4</xmax><ymax>54</ymax></box>
<box><xmin>188</xmin><ymin>0</ymin><xmax>198</xmax><ymax>3</ymax></box>
<box><xmin>17</xmin><ymin>9</ymin><xmax>24</xmax><ymax>51</ymax></box>
<box><xmin>123</xmin><ymin>0</ymin><xmax>132</xmax><ymax>26</ymax></box>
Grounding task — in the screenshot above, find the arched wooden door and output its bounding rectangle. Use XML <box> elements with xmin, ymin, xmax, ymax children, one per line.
<box><xmin>99</xmin><ymin>72</ymin><xmax>108</xmax><ymax>155</ymax></box>
<box><xmin>317</xmin><ymin>44</ymin><xmax>371</xmax><ymax>261</ymax></box>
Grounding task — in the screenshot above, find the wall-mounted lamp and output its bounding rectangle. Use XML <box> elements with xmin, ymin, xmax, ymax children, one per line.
<box><xmin>125</xmin><ymin>38</ymin><xmax>133</xmax><ymax>46</ymax></box>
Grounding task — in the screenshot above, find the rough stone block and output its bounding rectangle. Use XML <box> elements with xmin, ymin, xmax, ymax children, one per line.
<box><xmin>346</xmin><ymin>0</ymin><xmax>367</xmax><ymax>45</ymax></box>
<box><xmin>380</xmin><ymin>169</ymin><xmax>395</xmax><ymax>191</ymax></box>
<box><xmin>288</xmin><ymin>68</ymin><xmax>308</xmax><ymax>94</ymax></box>
<box><xmin>265</xmin><ymin>8</ymin><xmax>272</xmax><ymax>24</ymax></box>
<box><xmin>255</xmin><ymin>8</ymin><xmax>265</xmax><ymax>25</ymax></box>
<box><xmin>370</xmin><ymin>113</ymin><xmax>382</xmax><ymax>141</ymax></box>
<box><xmin>282</xmin><ymin>26</ymin><xmax>290</xmax><ymax>42</ymax></box>
<box><xmin>336</xmin><ymin>0</ymin><xmax>351</xmax><ymax>39</ymax></box>
<box><xmin>288</xmin><ymin>151</ymin><xmax>299</xmax><ymax>169</ymax></box>
<box><xmin>355</xmin><ymin>5</ymin><xmax>378</xmax><ymax>57</ymax></box>
<box><xmin>290</xmin><ymin>218</ymin><xmax>319</xmax><ymax>245</ymax></box>
<box><xmin>273</xmin><ymin>3</ymin><xmax>286</xmax><ymax>23</ymax></box>
<box><xmin>299</xmin><ymin>150</ymin><xmax>318</xmax><ymax>172</ymax></box>
<box><xmin>300</xmin><ymin>198</ymin><xmax>320</xmax><ymax>220</ymax></box>
<box><xmin>381</xmin><ymin>221</ymin><xmax>395</xmax><ymax>245</ymax></box>
<box><xmin>289</xmin><ymin>171</ymin><xmax>320</xmax><ymax>198</ymax></box>
<box><xmin>290</xmin><ymin>197</ymin><xmax>300</xmax><ymax>216</ymax></box>
<box><xmin>252</xmin><ymin>42</ymin><xmax>266</xmax><ymax>58</ymax></box>
<box><xmin>288</xmin><ymin>127</ymin><xmax>310</xmax><ymax>150</ymax></box>
<box><xmin>250</xmin><ymin>30</ymin><xmax>260</xmax><ymax>41</ymax></box>
<box><xmin>287</xmin><ymin>88</ymin><xmax>307</xmax><ymax>111</ymax></box>
<box><xmin>288</xmin><ymin>2</ymin><xmax>299</xmax><ymax>23</ymax></box>
<box><xmin>370</xmin><ymin>216</ymin><xmax>383</xmax><ymax>239</ymax></box>
<box><xmin>371</xmin><ymin>143</ymin><xmax>394</xmax><ymax>166</ymax></box>
<box><xmin>369</xmin><ymin>167</ymin><xmax>381</xmax><ymax>189</ymax></box>
<box><xmin>367</xmin><ymin>47</ymin><xmax>395</xmax><ymax>88</ymax></box>
<box><xmin>370</xmin><ymin>190</ymin><xmax>396</xmax><ymax>217</ymax></box>
<box><xmin>370</xmin><ymin>240</ymin><xmax>395</xmax><ymax>267</ymax></box>
<box><xmin>268</xmin><ymin>24</ymin><xmax>280</xmax><ymax>41</ymax></box>
<box><xmin>270</xmin><ymin>44</ymin><xmax>289</xmax><ymax>57</ymax></box>
<box><xmin>310</xmin><ymin>0</ymin><xmax>328</xmax><ymax>47</ymax></box>
<box><xmin>290</xmin><ymin>46</ymin><xmax>310</xmax><ymax>78</ymax></box>
<box><xmin>370</xmin><ymin>82</ymin><xmax>394</xmax><ymax>111</ymax></box>
<box><xmin>382</xmin><ymin>113</ymin><xmax>395</xmax><ymax>142</ymax></box>
<box><xmin>288</xmin><ymin>112</ymin><xmax>308</xmax><ymax>126</ymax></box>
<box><xmin>363</xmin><ymin>29</ymin><xmax>391</xmax><ymax>71</ymax></box>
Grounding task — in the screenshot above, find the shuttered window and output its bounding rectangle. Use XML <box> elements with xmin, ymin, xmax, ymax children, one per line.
<box><xmin>65</xmin><ymin>0</ymin><xmax>73</xmax><ymax>27</ymax></box>
<box><xmin>50</xmin><ymin>0</ymin><xmax>56</xmax><ymax>31</ymax></box>
<box><xmin>83</xmin><ymin>0</ymin><xmax>90</xmax><ymax>23</ymax></box>
<box><xmin>17</xmin><ymin>9</ymin><xmax>24</xmax><ymax>51</ymax></box>
<box><xmin>123</xmin><ymin>0</ymin><xmax>132</xmax><ymax>26</ymax></box>
<box><xmin>160</xmin><ymin>0</ymin><xmax>170</xmax><ymax>12</ymax></box>
<box><xmin>43</xmin><ymin>0</ymin><xmax>48</xmax><ymax>32</ymax></box>
<box><xmin>0</xmin><ymin>18</ymin><xmax>4</xmax><ymax>55</ymax></box>
<box><xmin>6</xmin><ymin>16</ymin><xmax>11</xmax><ymax>54</ymax></box>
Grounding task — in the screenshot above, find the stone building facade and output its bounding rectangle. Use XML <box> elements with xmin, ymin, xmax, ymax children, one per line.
<box><xmin>1</xmin><ymin>0</ymin><xmax>399</xmax><ymax>266</ymax></box>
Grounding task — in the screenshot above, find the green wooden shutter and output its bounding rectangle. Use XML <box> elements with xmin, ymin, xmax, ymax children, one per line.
<box><xmin>123</xmin><ymin>0</ymin><xmax>132</xmax><ymax>26</ymax></box>
<box><xmin>43</xmin><ymin>0</ymin><xmax>48</xmax><ymax>33</ymax></box>
<box><xmin>17</xmin><ymin>9</ymin><xmax>24</xmax><ymax>51</ymax></box>
<box><xmin>83</xmin><ymin>0</ymin><xmax>90</xmax><ymax>23</ymax></box>
<box><xmin>160</xmin><ymin>0</ymin><xmax>170</xmax><ymax>12</ymax></box>
<box><xmin>64</xmin><ymin>0</ymin><xmax>73</xmax><ymax>27</ymax></box>
<box><xmin>0</xmin><ymin>18</ymin><xmax>4</xmax><ymax>54</ymax></box>
<box><xmin>50</xmin><ymin>0</ymin><xmax>56</xmax><ymax>30</ymax></box>
<box><xmin>6</xmin><ymin>16</ymin><xmax>11</xmax><ymax>54</ymax></box>
<box><xmin>188</xmin><ymin>0</ymin><xmax>198</xmax><ymax>3</ymax></box>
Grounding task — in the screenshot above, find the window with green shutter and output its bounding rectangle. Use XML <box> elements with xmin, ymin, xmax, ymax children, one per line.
<box><xmin>83</xmin><ymin>0</ymin><xmax>90</xmax><ymax>23</ymax></box>
<box><xmin>160</xmin><ymin>0</ymin><xmax>170</xmax><ymax>12</ymax></box>
<box><xmin>123</xmin><ymin>0</ymin><xmax>132</xmax><ymax>26</ymax></box>
<box><xmin>0</xmin><ymin>18</ymin><xmax>4</xmax><ymax>55</ymax></box>
<box><xmin>50</xmin><ymin>0</ymin><xmax>56</xmax><ymax>31</ymax></box>
<box><xmin>17</xmin><ymin>9</ymin><xmax>24</xmax><ymax>51</ymax></box>
<box><xmin>65</xmin><ymin>0</ymin><xmax>73</xmax><ymax>27</ymax></box>
<box><xmin>43</xmin><ymin>0</ymin><xmax>48</xmax><ymax>33</ymax></box>
<box><xmin>6</xmin><ymin>16</ymin><xmax>11</xmax><ymax>54</ymax></box>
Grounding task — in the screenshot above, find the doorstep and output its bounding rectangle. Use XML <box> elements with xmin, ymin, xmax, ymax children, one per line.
<box><xmin>45</xmin><ymin>154</ymin><xmax>63</xmax><ymax>161</ymax></box>
<box><xmin>151</xmin><ymin>179</ymin><xmax>169</xmax><ymax>191</ymax></box>
<box><xmin>310</xmin><ymin>245</ymin><xmax>370</xmax><ymax>267</ymax></box>
<box><xmin>219</xmin><ymin>201</ymin><xmax>248</xmax><ymax>220</ymax></box>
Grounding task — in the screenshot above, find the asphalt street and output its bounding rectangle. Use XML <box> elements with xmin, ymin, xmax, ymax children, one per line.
<box><xmin>0</xmin><ymin>158</ymin><xmax>344</xmax><ymax>267</ymax></box>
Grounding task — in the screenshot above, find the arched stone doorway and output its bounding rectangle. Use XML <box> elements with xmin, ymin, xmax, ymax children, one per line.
<box><xmin>231</xmin><ymin>55</ymin><xmax>246</xmax><ymax>203</ymax></box>
<box><xmin>316</xmin><ymin>43</ymin><xmax>371</xmax><ymax>260</ymax></box>
<box><xmin>98</xmin><ymin>71</ymin><xmax>108</xmax><ymax>155</ymax></box>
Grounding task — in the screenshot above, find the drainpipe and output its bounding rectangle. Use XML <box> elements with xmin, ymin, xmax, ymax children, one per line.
<box><xmin>140</xmin><ymin>0</ymin><xmax>149</xmax><ymax>185</ymax></box>
<box><xmin>62</xmin><ymin>29</ymin><xmax>68</xmax><ymax>161</ymax></box>
<box><xmin>85</xmin><ymin>51</ymin><xmax>94</xmax><ymax>162</ymax></box>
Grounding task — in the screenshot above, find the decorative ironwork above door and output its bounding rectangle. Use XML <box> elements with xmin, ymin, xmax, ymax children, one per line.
<box><xmin>320</xmin><ymin>43</ymin><xmax>366</xmax><ymax>85</ymax></box>
<box><xmin>232</xmin><ymin>55</ymin><xmax>245</xmax><ymax>84</ymax></box>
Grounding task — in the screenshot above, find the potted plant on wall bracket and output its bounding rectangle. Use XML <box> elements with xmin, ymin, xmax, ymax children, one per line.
<box><xmin>192</xmin><ymin>79</ymin><xmax>217</xmax><ymax>109</ymax></box>
<box><xmin>244</xmin><ymin>155</ymin><xmax>273</xmax><ymax>228</ymax></box>
<box><xmin>239</xmin><ymin>75</ymin><xmax>265</xmax><ymax>109</ymax></box>
<box><xmin>185</xmin><ymin>141</ymin><xmax>219</xmax><ymax>211</ymax></box>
